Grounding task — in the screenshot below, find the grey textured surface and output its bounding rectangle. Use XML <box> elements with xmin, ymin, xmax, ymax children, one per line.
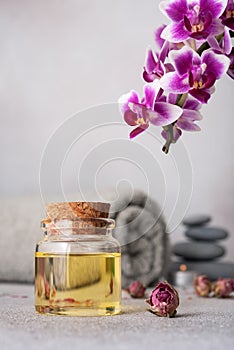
<box><xmin>0</xmin><ymin>283</ymin><xmax>234</xmax><ymax>350</ymax></box>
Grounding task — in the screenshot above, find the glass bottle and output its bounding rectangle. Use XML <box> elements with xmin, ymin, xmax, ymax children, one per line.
<box><xmin>35</xmin><ymin>217</ymin><xmax>121</xmax><ymax>316</ymax></box>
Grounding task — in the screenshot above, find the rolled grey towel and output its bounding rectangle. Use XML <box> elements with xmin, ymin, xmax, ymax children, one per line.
<box><xmin>110</xmin><ymin>190</ymin><xmax>170</xmax><ymax>288</ymax></box>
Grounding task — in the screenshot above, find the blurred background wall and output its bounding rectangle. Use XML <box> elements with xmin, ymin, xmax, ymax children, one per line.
<box><xmin>0</xmin><ymin>0</ymin><xmax>233</xmax><ymax>260</ymax></box>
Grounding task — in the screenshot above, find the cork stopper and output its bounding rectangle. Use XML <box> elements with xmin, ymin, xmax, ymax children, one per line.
<box><xmin>46</xmin><ymin>202</ymin><xmax>110</xmax><ymax>220</ymax></box>
<box><xmin>44</xmin><ymin>202</ymin><xmax>111</xmax><ymax>233</ymax></box>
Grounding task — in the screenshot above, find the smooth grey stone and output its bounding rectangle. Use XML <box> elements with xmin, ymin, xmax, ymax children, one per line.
<box><xmin>171</xmin><ymin>261</ymin><xmax>234</xmax><ymax>281</ymax></box>
<box><xmin>183</xmin><ymin>214</ymin><xmax>211</xmax><ymax>227</ymax></box>
<box><xmin>185</xmin><ymin>227</ymin><xmax>228</xmax><ymax>241</ymax></box>
<box><xmin>172</xmin><ymin>242</ymin><xmax>225</xmax><ymax>261</ymax></box>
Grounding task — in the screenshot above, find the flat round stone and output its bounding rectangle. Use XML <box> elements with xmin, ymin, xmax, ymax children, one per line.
<box><xmin>185</xmin><ymin>227</ymin><xmax>228</xmax><ymax>241</ymax></box>
<box><xmin>183</xmin><ymin>214</ymin><xmax>211</xmax><ymax>227</ymax></box>
<box><xmin>172</xmin><ymin>242</ymin><xmax>225</xmax><ymax>261</ymax></box>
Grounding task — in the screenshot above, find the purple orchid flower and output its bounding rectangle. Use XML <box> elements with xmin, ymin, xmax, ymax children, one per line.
<box><xmin>154</xmin><ymin>24</ymin><xmax>188</xmax><ymax>52</ymax></box>
<box><xmin>161</xmin><ymin>95</ymin><xmax>202</xmax><ymax>153</ymax></box>
<box><xmin>220</xmin><ymin>0</ymin><xmax>234</xmax><ymax>30</ymax></box>
<box><xmin>159</xmin><ymin>0</ymin><xmax>227</xmax><ymax>42</ymax></box>
<box><xmin>155</xmin><ymin>25</ymin><xmax>167</xmax><ymax>49</ymax></box>
<box><xmin>119</xmin><ymin>82</ymin><xmax>183</xmax><ymax>139</ymax></box>
<box><xmin>170</xmin><ymin>94</ymin><xmax>203</xmax><ymax>131</ymax></box>
<box><xmin>227</xmin><ymin>47</ymin><xmax>234</xmax><ymax>78</ymax></box>
<box><xmin>160</xmin><ymin>46</ymin><xmax>230</xmax><ymax>103</ymax></box>
<box><xmin>207</xmin><ymin>24</ymin><xmax>232</xmax><ymax>55</ymax></box>
<box><xmin>143</xmin><ymin>48</ymin><xmax>174</xmax><ymax>82</ymax></box>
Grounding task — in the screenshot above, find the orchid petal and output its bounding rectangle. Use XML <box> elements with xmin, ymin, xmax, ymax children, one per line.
<box><xmin>203</xmin><ymin>12</ymin><xmax>213</xmax><ymax>31</ymax></box>
<box><xmin>143</xmin><ymin>71</ymin><xmax>157</xmax><ymax>83</ymax></box>
<box><xmin>222</xmin><ymin>17</ymin><xmax>234</xmax><ymax>30</ymax></box>
<box><xmin>189</xmin><ymin>88</ymin><xmax>211</xmax><ymax>103</ymax></box>
<box><xmin>149</xmin><ymin>102</ymin><xmax>182</xmax><ymax>126</ymax></box>
<box><xmin>159</xmin><ymin>0</ymin><xmax>188</xmax><ymax>21</ymax></box>
<box><xmin>130</xmin><ymin>125</ymin><xmax>148</xmax><ymax>139</ymax></box>
<box><xmin>183</xmin><ymin>98</ymin><xmax>201</xmax><ymax>110</ymax></box>
<box><xmin>164</xmin><ymin>63</ymin><xmax>175</xmax><ymax>73</ymax></box>
<box><xmin>167</xmin><ymin>93</ymin><xmax>177</xmax><ymax>105</ymax></box>
<box><xmin>154</xmin><ymin>25</ymin><xmax>166</xmax><ymax>49</ymax></box>
<box><xmin>124</xmin><ymin>109</ymin><xmax>138</xmax><ymax>126</ymax></box>
<box><xmin>159</xmin><ymin>41</ymin><xmax>170</xmax><ymax>63</ymax></box>
<box><xmin>207</xmin><ymin>36</ymin><xmax>222</xmax><ymax>51</ymax></box>
<box><xmin>160</xmin><ymin>71</ymin><xmax>190</xmax><ymax>93</ymax></box>
<box><xmin>181</xmin><ymin>108</ymin><xmax>203</xmax><ymax>121</ymax></box>
<box><xmin>200</xmin><ymin>0</ymin><xmax>228</xmax><ymax>18</ymax></box>
<box><xmin>118</xmin><ymin>90</ymin><xmax>139</xmax><ymax>114</ymax></box>
<box><xmin>169</xmin><ymin>46</ymin><xmax>194</xmax><ymax>75</ymax></box>
<box><xmin>223</xmin><ymin>27</ymin><xmax>232</xmax><ymax>55</ymax></box>
<box><xmin>143</xmin><ymin>83</ymin><xmax>158</xmax><ymax>109</ymax></box>
<box><xmin>192</xmin><ymin>51</ymin><xmax>203</xmax><ymax>66</ymax></box>
<box><xmin>184</xmin><ymin>15</ymin><xmax>192</xmax><ymax>31</ymax></box>
<box><xmin>227</xmin><ymin>65</ymin><xmax>234</xmax><ymax>79</ymax></box>
<box><xmin>221</xmin><ymin>0</ymin><xmax>234</xmax><ymax>29</ymax></box>
<box><xmin>209</xmin><ymin>18</ymin><xmax>225</xmax><ymax>36</ymax></box>
<box><xmin>227</xmin><ymin>48</ymin><xmax>234</xmax><ymax>79</ymax></box>
<box><xmin>129</xmin><ymin>103</ymin><xmax>148</xmax><ymax>122</ymax></box>
<box><xmin>161</xmin><ymin>21</ymin><xmax>190</xmax><ymax>43</ymax></box>
<box><xmin>145</xmin><ymin>49</ymin><xmax>157</xmax><ymax>73</ymax></box>
<box><xmin>176</xmin><ymin>119</ymin><xmax>201</xmax><ymax>131</ymax></box>
<box><xmin>202</xmin><ymin>73</ymin><xmax>216</xmax><ymax>89</ymax></box>
<box><xmin>202</xmin><ymin>50</ymin><xmax>230</xmax><ymax>79</ymax></box>
<box><xmin>143</xmin><ymin>50</ymin><xmax>165</xmax><ymax>82</ymax></box>
<box><xmin>173</xmin><ymin>126</ymin><xmax>182</xmax><ymax>141</ymax></box>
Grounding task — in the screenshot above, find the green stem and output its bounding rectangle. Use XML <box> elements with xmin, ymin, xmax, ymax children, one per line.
<box><xmin>162</xmin><ymin>125</ymin><xmax>174</xmax><ymax>154</ymax></box>
<box><xmin>190</xmin><ymin>38</ymin><xmax>196</xmax><ymax>51</ymax></box>
<box><xmin>177</xmin><ymin>93</ymin><xmax>188</xmax><ymax>107</ymax></box>
<box><xmin>197</xmin><ymin>41</ymin><xmax>210</xmax><ymax>56</ymax></box>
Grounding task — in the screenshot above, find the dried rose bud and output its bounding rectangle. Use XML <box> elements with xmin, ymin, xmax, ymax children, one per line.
<box><xmin>194</xmin><ymin>275</ymin><xmax>212</xmax><ymax>297</ymax></box>
<box><xmin>127</xmin><ymin>280</ymin><xmax>146</xmax><ymax>298</ymax></box>
<box><xmin>145</xmin><ymin>281</ymin><xmax>179</xmax><ymax>317</ymax></box>
<box><xmin>213</xmin><ymin>278</ymin><xmax>234</xmax><ymax>298</ymax></box>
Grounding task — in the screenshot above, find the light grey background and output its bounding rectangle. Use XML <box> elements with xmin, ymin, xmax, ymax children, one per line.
<box><xmin>0</xmin><ymin>0</ymin><xmax>233</xmax><ymax>260</ymax></box>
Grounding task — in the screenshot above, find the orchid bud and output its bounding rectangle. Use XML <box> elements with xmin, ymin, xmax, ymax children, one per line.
<box><xmin>213</xmin><ymin>278</ymin><xmax>234</xmax><ymax>298</ymax></box>
<box><xmin>146</xmin><ymin>281</ymin><xmax>179</xmax><ymax>317</ymax></box>
<box><xmin>194</xmin><ymin>275</ymin><xmax>212</xmax><ymax>297</ymax></box>
<box><xmin>127</xmin><ymin>280</ymin><xmax>146</xmax><ymax>298</ymax></box>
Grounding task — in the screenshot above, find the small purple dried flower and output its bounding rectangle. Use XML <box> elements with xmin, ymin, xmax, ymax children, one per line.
<box><xmin>213</xmin><ymin>278</ymin><xmax>234</xmax><ymax>298</ymax></box>
<box><xmin>146</xmin><ymin>281</ymin><xmax>179</xmax><ymax>317</ymax></box>
<box><xmin>194</xmin><ymin>275</ymin><xmax>212</xmax><ymax>297</ymax></box>
<box><xmin>127</xmin><ymin>280</ymin><xmax>146</xmax><ymax>298</ymax></box>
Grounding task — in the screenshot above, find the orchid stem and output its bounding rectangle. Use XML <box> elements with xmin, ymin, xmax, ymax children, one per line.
<box><xmin>177</xmin><ymin>93</ymin><xmax>188</xmax><ymax>107</ymax></box>
<box><xmin>190</xmin><ymin>38</ymin><xmax>196</xmax><ymax>51</ymax></box>
<box><xmin>162</xmin><ymin>125</ymin><xmax>174</xmax><ymax>154</ymax></box>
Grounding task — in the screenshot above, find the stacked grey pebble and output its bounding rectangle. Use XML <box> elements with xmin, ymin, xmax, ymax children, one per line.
<box><xmin>172</xmin><ymin>215</ymin><xmax>234</xmax><ymax>280</ymax></box>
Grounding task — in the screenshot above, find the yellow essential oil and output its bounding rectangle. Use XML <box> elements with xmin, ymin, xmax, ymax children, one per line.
<box><xmin>35</xmin><ymin>252</ymin><xmax>121</xmax><ymax>316</ymax></box>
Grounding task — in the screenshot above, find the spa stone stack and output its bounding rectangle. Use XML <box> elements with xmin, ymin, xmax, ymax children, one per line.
<box><xmin>172</xmin><ymin>215</ymin><xmax>234</xmax><ymax>280</ymax></box>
